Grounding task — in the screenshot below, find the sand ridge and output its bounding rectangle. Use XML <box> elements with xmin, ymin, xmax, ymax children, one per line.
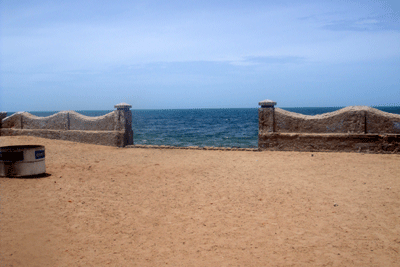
<box><xmin>1</xmin><ymin>136</ymin><xmax>400</xmax><ymax>266</ymax></box>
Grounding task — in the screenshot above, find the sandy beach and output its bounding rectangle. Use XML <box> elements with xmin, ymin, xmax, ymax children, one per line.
<box><xmin>1</xmin><ymin>136</ymin><xmax>400</xmax><ymax>266</ymax></box>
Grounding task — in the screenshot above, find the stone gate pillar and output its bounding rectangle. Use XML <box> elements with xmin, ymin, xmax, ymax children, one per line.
<box><xmin>0</xmin><ymin>112</ymin><xmax>7</xmax><ymax>129</ymax></box>
<box><xmin>114</xmin><ymin>103</ymin><xmax>133</xmax><ymax>146</ymax></box>
<box><xmin>258</xmin><ymin>99</ymin><xmax>276</xmax><ymax>134</ymax></box>
<box><xmin>0</xmin><ymin>112</ymin><xmax>7</xmax><ymax>135</ymax></box>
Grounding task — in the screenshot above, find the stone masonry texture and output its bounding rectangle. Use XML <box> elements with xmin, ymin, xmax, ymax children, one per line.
<box><xmin>1</xmin><ymin>108</ymin><xmax>133</xmax><ymax>147</ymax></box>
<box><xmin>258</xmin><ymin>106</ymin><xmax>400</xmax><ymax>153</ymax></box>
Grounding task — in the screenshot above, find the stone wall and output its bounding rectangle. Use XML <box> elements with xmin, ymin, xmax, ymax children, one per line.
<box><xmin>258</xmin><ymin>100</ymin><xmax>400</xmax><ymax>153</ymax></box>
<box><xmin>0</xmin><ymin>103</ymin><xmax>133</xmax><ymax>147</ymax></box>
<box><xmin>259</xmin><ymin>133</ymin><xmax>400</xmax><ymax>154</ymax></box>
<box><xmin>1</xmin><ymin>128</ymin><xmax>125</xmax><ymax>147</ymax></box>
<box><xmin>0</xmin><ymin>112</ymin><xmax>7</xmax><ymax>129</ymax></box>
<box><xmin>2</xmin><ymin>111</ymin><xmax>69</xmax><ymax>130</ymax></box>
<box><xmin>274</xmin><ymin>107</ymin><xmax>367</xmax><ymax>134</ymax></box>
<box><xmin>269</xmin><ymin>106</ymin><xmax>400</xmax><ymax>134</ymax></box>
<box><xmin>69</xmin><ymin>111</ymin><xmax>119</xmax><ymax>131</ymax></box>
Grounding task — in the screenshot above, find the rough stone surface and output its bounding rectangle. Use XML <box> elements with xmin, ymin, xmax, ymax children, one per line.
<box><xmin>274</xmin><ymin>106</ymin><xmax>367</xmax><ymax>134</ymax></box>
<box><xmin>365</xmin><ymin>108</ymin><xmax>400</xmax><ymax>134</ymax></box>
<box><xmin>258</xmin><ymin>108</ymin><xmax>275</xmax><ymax>134</ymax></box>
<box><xmin>259</xmin><ymin>106</ymin><xmax>400</xmax><ymax>134</ymax></box>
<box><xmin>69</xmin><ymin>111</ymin><xmax>118</xmax><ymax>131</ymax></box>
<box><xmin>0</xmin><ymin>112</ymin><xmax>7</xmax><ymax>129</ymax></box>
<box><xmin>22</xmin><ymin>111</ymin><xmax>69</xmax><ymax>130</ymax></box>
<box><xmin>0</xmin><ymin>129</ymin><xmax>125</xmax><ymax>147</ymax></box>
<box><xmin>1</xmin><ymin>107</ymin><xmax>133</xmax><ymax>147</ymax></box>
<box><xmin>116</xmin><ymin>109</ymin><xmax>133</xmax><ymax>146</ymax></box>
<box><xmin>258</xmin><ymin>106</ymin><xmax>400</xmax><ymax>153</ymax></box>
<box><xmin>1</xmin><ymin>110</ymin><xmax>128</xmax><ymax>131</ymax></box>
<box><xmin>2</xmin><ymin>112</ymin><xmax>23</xmax><ymax>129</ymax></box>
<box><xmin>0</xmin><ymin>112</ymin><xmax>7</xmax><ymax>120</ymax></box>
<box><xmin>258</xmin><ymin>133</ymin><xmax>400</xmax><ymax>154</ymax></box>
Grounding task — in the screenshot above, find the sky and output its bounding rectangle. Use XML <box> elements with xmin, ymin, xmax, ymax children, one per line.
<box><xmin>1</xmin><ymin>0</ymin><xmax>400</xmax><ymax>111</ymax></box>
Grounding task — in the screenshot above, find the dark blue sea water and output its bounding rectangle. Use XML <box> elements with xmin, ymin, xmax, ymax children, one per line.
<box><xmin>6</xmin><ymin>107</ymin><xmax>400</xmax><ymax>148</ymax></box>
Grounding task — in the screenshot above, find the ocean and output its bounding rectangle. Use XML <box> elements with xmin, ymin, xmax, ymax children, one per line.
<box><xmin>6</xmin><ymin>107</ymin><xmax>400</xmax><ymax>148</ymax></box>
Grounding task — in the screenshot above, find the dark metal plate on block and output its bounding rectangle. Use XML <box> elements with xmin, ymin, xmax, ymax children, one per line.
<box><xmin>0</xmin><ymin>151</ymin><xmax>24</xmax><ymax>162</ymax></box>
<box><xmin>35</xmin><ymin>150</ymin><xmax>45</xmax><ymax>159</ymax></box>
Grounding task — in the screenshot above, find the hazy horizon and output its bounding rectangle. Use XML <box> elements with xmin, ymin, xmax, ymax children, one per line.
<box><xmin>5</xmin><ymin>105</ymin><xmax>400</xmax><ymax>114</ymax></box>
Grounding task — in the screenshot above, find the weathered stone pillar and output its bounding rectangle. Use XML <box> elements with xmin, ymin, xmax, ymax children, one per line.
<box><xmin>258</xmin><ymin>99</ymin><xmax>277</xmax><ymax>134</ymax></box>
<box><xmin>0</xmin><ymin>112</ymin><xmax>7</xmax><ymax>126</ymax></box>
<box><xmin>0</xmin><ymin>112</ymin><xmax>7</xmax><ymax>132</ymax></box>
<box><xmin>114</xmin><ymin>103</ymin><xmax>133</xmax><ymax>146</ymax></box>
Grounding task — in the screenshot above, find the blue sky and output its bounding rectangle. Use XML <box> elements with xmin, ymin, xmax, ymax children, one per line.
<box><xmin>1</xmin><ymin>0</ymin><xmax>400</xmax><ymax>111</ymax></box>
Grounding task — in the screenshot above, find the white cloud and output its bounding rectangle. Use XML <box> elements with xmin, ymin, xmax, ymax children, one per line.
<box><xmin>356</xmin><ymin>19</ymin><xmax>379</xmax><ymax>25</ymax></box>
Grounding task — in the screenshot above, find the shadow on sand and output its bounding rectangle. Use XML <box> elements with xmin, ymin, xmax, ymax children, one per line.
<box><xmin>1</xmin><ymin>173</ymin><xmax>52</xmax><ymax>179</ymax></box>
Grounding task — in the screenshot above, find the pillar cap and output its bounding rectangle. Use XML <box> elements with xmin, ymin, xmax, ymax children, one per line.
<box><xmin>114</xmin><ymin>103</ymin><xmax>132</xmax><ymax>109</ymax></box>
<box><xmin>258</xmin><ymin>99</ymin><xmax>277</xmax><ymax>108</ymax></box>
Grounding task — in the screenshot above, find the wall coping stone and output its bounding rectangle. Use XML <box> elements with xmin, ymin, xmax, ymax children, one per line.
<box><xmin>114</xmin><ymin>103</ymin><xmax>132</xmax><ymax>110</ymax></box>
<box><xmin>258</xmin><ymin>99</ymin><xmax>277</xmax><ymax>107</ymax></box>
<box><xmin>275</xmin><ymin>106</ymin><xmax>395</xmax><ymax>120</ymax></box>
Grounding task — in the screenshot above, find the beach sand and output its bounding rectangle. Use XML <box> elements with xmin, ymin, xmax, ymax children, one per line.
<box><xmin>1</xmin><ymin>136</ymin><xmax>400</xmax><ymax>266</ymax></box>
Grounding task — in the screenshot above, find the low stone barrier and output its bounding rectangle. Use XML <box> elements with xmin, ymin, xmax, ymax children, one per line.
<box><xmin>0</xmin><ymin>112</ymin><xmax>7</xmax><ymax>129</ymax></box>
<box><xmin>3</xmin><ymin>101</ymin><xmax>399</xmax><ymax>153</ymax></box>
<box><xmin>0</xmin><ymin>103</ymin><xmax>133</xmax><ymax>147</ymax></box>
<box><xmin>258</xmin><ymin>100</ymin><xmax>400</xmax><ymax>153</ymax></box>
